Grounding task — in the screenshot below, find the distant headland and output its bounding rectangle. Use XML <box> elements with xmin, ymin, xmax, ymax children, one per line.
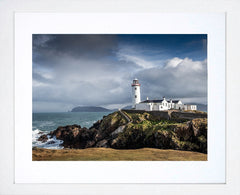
<box><xmin>71</xmin><ymin>106</ymin><xmax>111</xmax><ymax>112</ymax></box>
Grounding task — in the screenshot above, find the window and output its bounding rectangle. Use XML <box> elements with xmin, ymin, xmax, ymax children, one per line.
<box><xmin>135</xmin><ymin>87</ymin><xmax>137</xmax><ymax>90</ymax></box>
<box><xmin>135</xmin><ymin>95</ymin><xmax>137</xmax><ymax>98</ymax></box>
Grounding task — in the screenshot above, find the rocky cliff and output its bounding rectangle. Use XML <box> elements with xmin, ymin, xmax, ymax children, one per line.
<box><xmin>38</xmin><ymin>110</ymin><xmax>207</xmax><ymax>153</ymax></box>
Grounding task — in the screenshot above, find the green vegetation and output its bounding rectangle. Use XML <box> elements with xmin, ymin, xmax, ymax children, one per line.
<box><xmin>121</xmin><ymin>111</ymin><xmax>186</xmax><ymax>139</ymax></box>
<box><xmin>99</xmin><ymin>112</ymin><xmax>127</xmax><ymax>131</ymax></box>
<box><xmin>110</xmin><ymin>111</ymin><xmax>207</xmax><ymax>153</ymax></box>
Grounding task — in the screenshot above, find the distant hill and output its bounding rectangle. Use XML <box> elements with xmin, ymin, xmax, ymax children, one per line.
<box><xmin>71</xmin><ymin>106</ymin><xmax>111</xmax><ymax>112</ymax></box>
<box><xmin>122</xmin><ymin>105</ymin><xmax>132</xmax><ymax>110</ymax></box>
<box><xmin>111</xmin><ymin>105</ymin><xmax>132</xmax><ymax>110</ymax></box>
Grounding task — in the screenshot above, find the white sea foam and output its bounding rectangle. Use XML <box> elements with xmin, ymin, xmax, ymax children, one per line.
<box><xmin>32</xmin><ymin>129</ymin><xmax>63</xmax><ymax>149</ymax></box>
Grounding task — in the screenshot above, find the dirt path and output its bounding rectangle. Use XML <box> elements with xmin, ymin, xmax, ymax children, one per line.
<box><xmin>111</xmin><ymin>109</ymin><xmax>132</xmax><ymax>136</ymax></box>
<box><xmin>110</xmin><ymin>109</ymin><xmax>133</xmax><ymax>136</ymax></box>
<box><xmin>118</xmin><ymin>109</ymin><xmax>132</xmax><ymax>123</ymax></box>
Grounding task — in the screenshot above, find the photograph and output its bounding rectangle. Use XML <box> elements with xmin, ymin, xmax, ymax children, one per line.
<box><xmin>0</xmin><ymin>0</ymin><xmax>234</xmax><ymax>191</ymax></box>
<box><xmin>32</xmin><ymin>34</ymin><xmax>208</xmax><ymax>161</ymax></box>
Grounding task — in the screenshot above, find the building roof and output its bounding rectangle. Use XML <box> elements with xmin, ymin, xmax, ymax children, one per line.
<box><xmin>140</xmin><ymin>99</ymin><xmax>181</xmax><ymax>104</ymax></box>
<box><xmin>167</xmin><ymin>100</ymin><xmax>180</xmax><ymax>103</ymax></box>
<box><xmin>132</xmin><ymin>78</ymin><xmax>141</xmax><ymax>86</ymax></box>
<box><xmin>140</xmin><ymin>99</ymin><xmax>164</xmax><ymax>103</ymax></box>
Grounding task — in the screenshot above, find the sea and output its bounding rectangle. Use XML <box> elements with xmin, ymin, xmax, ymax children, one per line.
<box><xmin>32</xmin><ymin>112</ymin><xmax>112</xmax><ymax>149</ymax></box>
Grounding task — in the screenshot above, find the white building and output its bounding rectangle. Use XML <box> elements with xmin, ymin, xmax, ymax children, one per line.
<box><xmin>131</xmin><ymin>78</ymin><xmax>141</xmax><ymax>108</ymax></box>
<box><xmin>131</xmin><ymin>79</ymin><xmax>197</xmax><ymax>111</ymax></box>
<box><xmin>184</xmin><ymin>104</ymin><xmax>197</xmax><ymax>111</ymax></box>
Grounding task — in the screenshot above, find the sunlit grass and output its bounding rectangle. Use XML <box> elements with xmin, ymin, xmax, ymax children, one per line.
<box><xmin>32</xmin><ymin>147</ymin><xmax>207</xmax><ymax>161</ymax></box>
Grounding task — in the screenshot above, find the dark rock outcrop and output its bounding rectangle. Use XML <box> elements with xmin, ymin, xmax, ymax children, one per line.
<box><xmin>47</xmin><ymin>140</ymin><xmax>56</xmax><ymax>145</ymax></box>
<box><xmin>174</xmin><ymin>121</ymin><xmax>193</xmax><ymax>141</ymax></box>
<box><xmin>171</xmin><ymin>111</ymin><xmax>207</xmax><ymax>121</ymax></box>
<box><xmin>37</xmin><ymin>134</ymin><xmax>48</xmax><ymax>142</ymax></box>
<box><xmin>95</xmin><ymin>139</ymin><xmax>109</xmax><ymax>147</ymax></box>
<box><xmin>49</xmin><ymin>124</ymin><xmax>99</xmax><ymax>149</ymax></box>
<box><xmin>110</xmin><ymin>119</ymin><xmax>207</xmax><ymax>153</ymax></box>
<box><xmin>38</xmin><ymin>110</ymin><xmax>207</xmax><ymax>153</ymax></box>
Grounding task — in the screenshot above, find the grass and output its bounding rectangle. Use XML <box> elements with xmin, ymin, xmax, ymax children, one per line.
<box><xmin>32</xmin><ymin>147</ymin><xmax>207</xmax><ymax>161</ymax></box>
<box><xmin>99</xmin><ymin>112</ymin><xmax>127</xmax><ymax>130</ymax></box>
<box><xmin>126</xmin><ymin>119</ymin><xmax>181</xmax><ymax>134</ymax></box>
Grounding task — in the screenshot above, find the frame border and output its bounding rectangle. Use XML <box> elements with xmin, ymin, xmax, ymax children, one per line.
<box><xmin>15</xmin><ymin>13</ymin><xmax>225</xmax><ymax>184</ymax></box>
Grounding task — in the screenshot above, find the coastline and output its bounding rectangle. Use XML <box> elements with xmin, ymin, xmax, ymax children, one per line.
<box><xmin>32</xmin><ymin>111</ymin><xmax>112</xmax><ymax>149</ymax></box>
<box><xmin>33</xmin><ymin>110</ymin><xmax>208</xmax><ymax>160</ymax></box>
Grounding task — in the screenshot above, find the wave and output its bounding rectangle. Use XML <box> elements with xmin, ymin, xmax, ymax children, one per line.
<box><xmin>32</xmin><ymin>129</ymin><xmax>63</xmax><ymax>149</ymax></box>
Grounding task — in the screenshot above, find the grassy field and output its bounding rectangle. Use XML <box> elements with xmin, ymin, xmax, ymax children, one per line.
<box><xmin>32</xmin><ymin>147</ymin><xmax>207</xmax><ymax>161</ymax></box>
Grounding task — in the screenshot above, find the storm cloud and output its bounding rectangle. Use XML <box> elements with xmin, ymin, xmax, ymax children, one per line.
<box><xmin>33</xmin><ymin>34</ymin><xmax>207</xmax><ymax>112</ymax></box>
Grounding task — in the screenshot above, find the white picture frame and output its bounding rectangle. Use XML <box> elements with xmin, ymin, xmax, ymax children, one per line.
<box><xmin>14</xmin><ymin>13</ymin><xmax>225</xmax><ymax>184</ymax></box>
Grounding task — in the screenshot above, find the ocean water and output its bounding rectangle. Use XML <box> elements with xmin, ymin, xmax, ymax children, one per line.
<box><xmin>32</xmin><ymin>112</ymin><xmax>112</xmax><ymax>149</ymax></box>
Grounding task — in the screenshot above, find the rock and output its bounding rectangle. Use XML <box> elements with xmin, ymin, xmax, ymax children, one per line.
<box><xmin>94</xmin><ymin>133</ymin><xmax>104</xmax><ymax>142</ymax></box>
<box><xmin>47</xmin><ymin>140</ymin><xmax>56</xmax><ymax>145</ymax></box>
<box><xmin>191</xmin><ymin>118</ymin><xmax>207</xmax><ymax>137</ymax></box>
<box><xmin>98</xmin><ymin>112</ymin><xmax>127</xmax><ymax>136</ymax></box>
<box><xmin>109</xmin><ymin>114</ymin><xmax>207</xmax><ymax>153</ymax></box>
<box><xmin>138</xmin><ymin>129</ymin><xmax>177</xmax><ymax>149</ymax></box>
<box><xmin>153</xmin><ymin>130</ymin><xmax>175</xmax><ymax>149</ymax></box>
<box><xmin>171</xmin><ymin>111</ymin><xmax>207</xmax><ymax>121</ymax></box>
<box><xmin>111</xmin><ymin>125</ymin><xmax>125</xmax><ymax>136</ymax></box>
<box><xmin>90</xmin><ymin>120</ymin><xmax>102</xmax><ymax>130</ymax></box>
<box><xmin>174</xmin><ymin>121</ymin><xmax>193</xmax><ymax>141</ymax></box>
<box><xmin>110</xmin><ymin>127</ymin><xmax>146</xmax><ymax>149</ymax></box>
<box><xmin>85</xmin><ymin>140</ymin><xmax>96</xmax><ymax>148</ymax></box>
<box><xmin>50</xmin><ymin>124</ymin><xmax>81</xmax><ymax>140</ymax></box>
<box><xmin>95</xmin><ymin>139</ymin><xmax>109</xmax><ymax>147</ymax></box>
<box><xmin>37</xmin><ymin>134</ymin><xmax>48</xmax><ymax>142</ymax></box>
<box><xmin>49</xmin><ymin>125</ymin><xmax>99</xmax><ymax>149</ymax></box>
<box><xmin>173</xmin><ymin>118</ymin><xmax>207</xmax><ymax>153</ymax></box>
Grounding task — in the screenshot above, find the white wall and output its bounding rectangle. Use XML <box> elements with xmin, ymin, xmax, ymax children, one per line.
<box><xmin>132</xmin><ymin>85</ymin><xmax>141</xmax><ymax>108</ymax></box>
<box><xmin>136</xmin><ymin>102</ymin><xmax>169</xmax><ymax>111</ymax></box>
<box><xmin>183</xmin><ymin>105</ymin><xmax>197</xmax><ymax>111</ymax></box>
<box><xmin>136</xmin><ymin>103</ymin><xmax>149</xmax><ymax>111</ymax></box>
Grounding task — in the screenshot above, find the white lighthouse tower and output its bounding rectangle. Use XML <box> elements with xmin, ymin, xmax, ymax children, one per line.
<box><xmin>132</xmin><ymin>78</ymin><xmax>141</xmax><ymax>108</ymax></box>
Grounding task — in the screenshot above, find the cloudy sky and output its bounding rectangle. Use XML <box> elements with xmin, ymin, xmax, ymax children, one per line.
<box><xmin>33</xmin><ymin>34</ymin><xmax>207</xmax><ymax>112</ymax></box>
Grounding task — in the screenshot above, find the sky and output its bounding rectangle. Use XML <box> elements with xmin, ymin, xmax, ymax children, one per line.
<box><xmin>32</xmin><ymin>34</ymin><xmax>207</xmax><ymax>112</ymax></box>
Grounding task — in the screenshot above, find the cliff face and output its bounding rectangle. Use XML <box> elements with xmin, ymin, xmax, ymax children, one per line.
<box><xmin>109</xmin><ymin>111</ymin><xmax>207</xmax><ymax>153</ymax></box>
<box><xmin>40</xmin><ymin>110</ymin><xmax>207</xmax><ymax>153</ymax></box>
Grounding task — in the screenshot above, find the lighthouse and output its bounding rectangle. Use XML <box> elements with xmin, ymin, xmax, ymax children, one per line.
<box><xmin>132</xmin><ymin>78</ymin><xmax>141</xmax><ymax>108</ymax></box>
